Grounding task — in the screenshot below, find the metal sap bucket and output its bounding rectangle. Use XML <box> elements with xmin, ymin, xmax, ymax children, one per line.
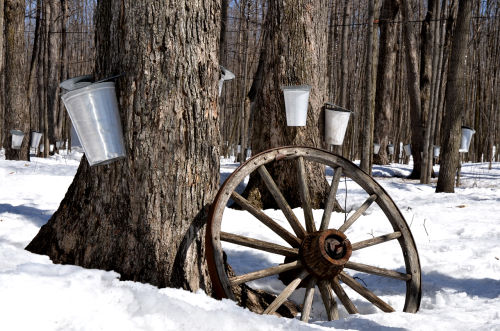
<box><xmin>10</xmin><ymin>130</ymin><xmax>24</xmax><ymax>149</ymax></box>
<box><xmin>387</xmin><ymin>144</ymin><xmax>395</xmax><ymax>155</ymax></box>
<box><xmin>433</xmin><ymin>145</ymin><xmax>440</xmax><ymax>158</ymax></box>
<box><xmin>403</xmin><ymin>144</ymin><xmax>411</xmax><ymax>156</ymax></box>
<box><xmin>281</xmin><ymin>85</ymin><xmax>311</xmax><ymax>126</ymax></box>
<box><xmin>31</xmin><ymin>131</ymin><xmax>43</xmax><ymax>149</ymax></box>
<box><xmin>61</xmin><ymin>82</ymin><xmax>126</xmax><ymax>166</ymax></box>
<box><xmin>219</xmin><ymin>66</ymin><xmax>235</xmax><ymax>96</ymax></box>
<box><xmin>56</xmin><ymin>140</ymin><xmax>64</xmax><ymax>149</ymax></box>
<box><xmin>459</xmin><ymin>126</ymin><xmax>475</xmax><ymax>153</ymax></box>
<box><xmin>40</xmin><ymin>144</ymin><xmax>53</xmax><ymax>153</ymax></box>
<box><xmin>373</xmin><ymin>143</ymin><xmax>381</xmax><ymax>154</ymax></box>
<box><xmin>324</xmin><ymin>103</ymin><xmax>352</xmax><ymax>145</ymax></box>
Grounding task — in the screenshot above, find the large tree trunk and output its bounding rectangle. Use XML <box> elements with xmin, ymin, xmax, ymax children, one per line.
<box><xmin>401</xmin><ymin>0</ymin><xmax>424</xmax><ymax>179</ymax></box>
<box><xmin>27</xmin><ymin>0</ymin><xmax>220</xmax><ymax>292</ymax></box>
<box><xmin>3</xmin><ymin>0</ymin><xmax>29</xmax><ymax>161</ymax></box>
<box><xmin>373</xmin><ymin>0</ymin><xmax>400</xmax><ymax>165</ymax></box>
<box><xmin>243</xmin><ymin>0</ymin><xmax>330</xmax><ymax>209</ymax></box>
<box><xmin>436</xmin><ymin>0</ymin><xmax>473</xmax><ymax>193</ymax></box>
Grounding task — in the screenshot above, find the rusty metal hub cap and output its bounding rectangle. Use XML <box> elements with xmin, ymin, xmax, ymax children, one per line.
<box><xmin>300</xmin><ymin>229</ymin><xmax>352</xmax><ymax>279</ymax></box>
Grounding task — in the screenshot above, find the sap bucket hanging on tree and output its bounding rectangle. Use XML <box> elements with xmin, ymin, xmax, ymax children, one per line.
<box><xmin>403</xmin><ymin>144</ymin><xmax>411</xmax><ymax>156</ymax></box>
<box><xmin>459</xmin><ymin>126</ymin><xmax>475</xmax><ymax>153</ymax></box>
<box><xmin>433</xmin><ymin>145</ymin><xmax>440</xmax><ymax>158</ymax></box>
<box><xmin>60</xmin><ymin>75</ymin><xmax>93</xmax><ymax>92</ymax></box>
<box><xmin>31</xmin><ymin>131</ymin><xmax>42</xmax><ymax>149</ymax></box>
<box><xmin>324</xmin><ymin>103</ymin><xmax>352</xmax><ymax>145</ymax></box>
<box><xmin>281</xmin><ymin>85</ymin><xmax>311</xmax><ymax>126</ymax></box>
<box><xmin>387</xmin><ymin>144</ymin><xmax>395</xmax><ymax>155</ymax></box>
<box><xmin>10</xmin><ymin>130</ymin><xmax>24</xmax><ymax>149</ymax></box>
<box><xmin>219</xmin><ymin>66</ymin><xmax>235</xmax><ymax>96</ymax></box>
<box><xmin>373</xmin><ymin>143</ymin><xmax>381</xmax><ymax>154</ymax></box>
<box><xmin>61</xmin><ymin>79</ymin><xmax>126</xmax><ymax>166</ymax></box>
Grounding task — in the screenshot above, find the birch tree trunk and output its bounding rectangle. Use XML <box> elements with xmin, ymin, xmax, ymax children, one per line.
<box><xmin>436</xmin><ymin>0</ymin><xmax>473</xmax><ymax>193</ymax></box>
<box><xmin>27</xmin><ymin>0</ymin><xmax>221</xmax><ymax>291</ymax></box>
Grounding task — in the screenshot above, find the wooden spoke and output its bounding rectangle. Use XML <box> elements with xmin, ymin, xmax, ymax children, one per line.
<box><xmin>318</xmin><ymin>279</ymin><xmax>339</xmax><ymax>321</ymax></box>
<box><xmin>338</xmin><ymin>194</ymin><xmax>377</xmax><ymax>233</ymax></box>
<box><xmin>229</xmin><ymin>260</ymin><xmax>302</xmax><ymax>286</ymax></box>
<box><xmin>320</xmin><ymin>167</ymin><xmax>343</xmax><ymax>231</ymax></box>
<box><xmin>296</xmin><ymin>157</ymin><xmax>316</xmax><ymax>233</ymax></box>
<box><xmin>263</xmin><ymin>269</ymin><xmax>309</xmax><ymax>315</ymax></box>
<box><xmin>220</xmin><ymin>232</ymin><xmax>298</xmax><ymax>257</ymax></box>
<box><xmin>351</xmin><ymin>232</ymin><xmax>402</xmax><ymax>251</ymax></box>
<box><xmin>331</xmin><ymin>277</ymin><xmax>359</xmax><ymax>314</ymax></box>
<box><xmin>344</xmin><ymin>261</ymin><xmax>411</xmax><ymax>281</ymax></box>
<box><xmin>339</xmin><ymin>271</ymin><xmax>395</xmax><ymax>312</ymax></box>
<box><xmin>258</xmin><ymin>165</ymin><xmax>307</xmax><ymax>238</ymax></box>
<box><xmin>300</xmin><ymin>277</ymin><xmax>316</xmax><ymax>322</ymax></box>
<box><xmin>231</xmin><ymin>192</ymin><xmax>301</xmax><ymax>247</ymax></box>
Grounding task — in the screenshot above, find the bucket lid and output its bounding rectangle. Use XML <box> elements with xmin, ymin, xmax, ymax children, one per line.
<box><xmin>10</xmin><ymin>129</ymin><xmax>24</xmax><ymax>136</ymax></box>
<box><xmin>281</xmin><ymin>85</ymin><xmax>311</xmax><ymax>92</ymax></box>
<box><xmin>221</xmin><ymin>66</ymin><xmax>235</xmax><ymax>81</ymax></box>
<box><xmin>60</xmin><ymin>75</ymin><xmax>94</xmax><ymax>91</ymax></box>
<box><xmin>461</xmin><ymin>125</ymin><xmax>475</xmax><ymax>133</ymax></box>
<box><xmin>324</xmin><ymin>103</ymin><xmax>352</xmax><ymax>113</ymax></box>
<box><xmin>61</xmin><ymin>81</ymin><xmax>116</xmax><ymax>102</ymax></box>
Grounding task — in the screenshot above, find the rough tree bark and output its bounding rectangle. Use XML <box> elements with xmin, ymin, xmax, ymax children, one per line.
<box><xmin>3</xmin><ymin>0</ymin><xmax>29</xmax><ymax>161</ymax></box>
<box><xmin>419</xmin><ymin>0</ymin><xmax>438</xmax><ymax>183</ymax></box>
<box><xmin>373</xmin><ymin>0</ymin><xmax>400</xmax><ymax>165</ymax></box>
<box><xmin>27</xmin><ymin>0</ymin><xmax>42</xmax><ymax>123</ymax></box>
<box><xmin>401</xmin><ymin>0</ymin><xmax>424</xmax><ymax>179</ymax></box>
<box><xmin>339</xmin><ymin>0</ymin><xmax>351</xmax><ymax>108</ymax></box>
<box><xmin>27</xmin><ymin>0</ymin><xmax>220</xmax><ymax>291</ymax></box>
<box><xmin>0</xmin><ymin>0</ymin><xmax>4</xmax><ymax>146</ymax></box>
<box><xmin>243</xmin><ymin>0</ymin><xmax>330</xmax><ymax>209</ymax></box>
<box><xmin>46</xmin><ymin>0</ymin><xmax>62</xmax><ymax>143</ymax></box>
<box><xmin>360</xmin><ymin>0</ymin><xmax>375</xmax><ymax>174</ymax></box>
<box><xmin>436</xmin><ymin>0</ymin><xmax>473</xmax><ymax>193</ymax></box>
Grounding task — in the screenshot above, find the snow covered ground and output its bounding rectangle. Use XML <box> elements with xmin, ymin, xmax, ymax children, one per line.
<box><xmin>1</xmin><ymin>149</ymin><xmax>499</xmax><ymax>331</ymax></box>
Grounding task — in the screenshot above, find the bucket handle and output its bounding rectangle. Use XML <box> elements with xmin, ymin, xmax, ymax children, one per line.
<box><xmin>94</xmin><ymin>72</ymin><xmax>125</xmax><ymax>84</ymax></box>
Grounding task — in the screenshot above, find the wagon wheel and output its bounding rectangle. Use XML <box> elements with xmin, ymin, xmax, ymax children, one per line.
<box><xmin>206</xmin><ymin>146</ymin><xmax>421</xmax><ymax>322</ymax></box>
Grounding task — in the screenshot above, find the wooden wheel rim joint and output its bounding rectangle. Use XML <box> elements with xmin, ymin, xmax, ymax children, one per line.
<box><xmin>301</xmin><ymin>229</ymin><xmax>352</xmax><ymax>279</ymax></box>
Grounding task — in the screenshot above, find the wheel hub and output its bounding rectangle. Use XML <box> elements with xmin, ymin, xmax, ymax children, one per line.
<box><xmin>278</xmin><ymin>229</ymin><xmax>352</xmax><ymax>285</ymax></box>
<box><xmin>300</xmin><ymin>229</ymin><xmax>352</xmax><ymax>280</ymax></box>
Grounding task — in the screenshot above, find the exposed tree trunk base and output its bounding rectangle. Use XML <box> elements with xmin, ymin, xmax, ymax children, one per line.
<box><xmin>408</xmin><ymin>169</ymin><xmax>436</xmax><ymax>180</ymax></box>
<box><xmin>407</xmin><ymin>169</ymin><xmax>421</xmax><ymax>180</ymax></box>
<box><xmin>224</xmin><ymin>254</ymin><xmax>299</xmax><ymax>318</ymax></box>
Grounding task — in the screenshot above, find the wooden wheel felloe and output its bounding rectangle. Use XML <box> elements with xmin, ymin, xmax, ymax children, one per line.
<box><xmin>206</xmin><ymin>146</ymin><xmax>421</xmax><ymax>322</ymax></box>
